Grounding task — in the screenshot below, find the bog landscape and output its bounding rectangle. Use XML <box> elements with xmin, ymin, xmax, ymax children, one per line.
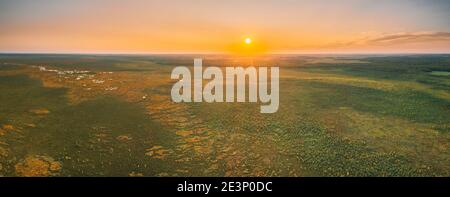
<box><xmin>0</xmin><ymin>54</ymin><xmax>448</xmax><ymax>176</ymax></box>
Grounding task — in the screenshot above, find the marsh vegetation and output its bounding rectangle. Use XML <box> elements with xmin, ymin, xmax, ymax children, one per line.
<box><xmin>0</xmin><ymin>54</ymin><xmax>448</xmax><ymax>176</ymax></box>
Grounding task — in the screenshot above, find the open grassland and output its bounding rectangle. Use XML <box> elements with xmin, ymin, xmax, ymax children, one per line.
<box><xmin>0</xmin><ymin>54</ymin><xmax>448</xmax><ymax>176</ymax></box>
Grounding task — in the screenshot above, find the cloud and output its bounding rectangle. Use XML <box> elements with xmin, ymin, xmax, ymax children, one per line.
<box><xmin>368</xmin><ymin>32</ymin><xmax>450</xmax><ymax>43</ymax></box>
<box><xmin>325</xmin><ymin>31</ymin><xmax>450</xmax><ymax>49</ymax></box>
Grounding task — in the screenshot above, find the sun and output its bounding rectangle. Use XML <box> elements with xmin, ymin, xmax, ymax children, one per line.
<box><xmin>229</xmin><ymin>36</ymin><xmax>267</xmax><ymax>55</ymax></box>
<box><xmin>245</xmin><ymin>37</ymin><xmax>252</xmax><ymax>44</ymax></box>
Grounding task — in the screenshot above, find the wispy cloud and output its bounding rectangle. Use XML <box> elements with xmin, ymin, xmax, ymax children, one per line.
<box><xmin>368</xmin><ymin>32</ymin><xmax>450</xmax><ymax>43</ymax></box>
<box><xmin>326</xmin><ymin>31</ymin><xmax>450</xmax><ymax>49</ymax></box>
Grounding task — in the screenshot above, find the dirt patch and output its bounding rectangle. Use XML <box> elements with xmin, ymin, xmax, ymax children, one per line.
<box><xmin>176</xmin><ymin>130</ymin><xmax>193</xmax><ymax>137</ymax></box>
<box><xmin>0</xmin><ymin>147</ymin><xmax>8</xmax><ymax>158</ymax></box>
<box><xmin>145</xmin><ymin>146</ymin><xmax>171</xmax><ymax>159</ymax></box>
<box><xmin>129</xmin><ymin>171</ymin><xmax>144</xmax><ymax>176</ymax></box>
<box><xmin>15</xmin><ymin>155</ymin><xmax>62</xmax><ymax>177</ymax></box>
<box><xmin>2</xmin><ymin>124</ymin><xmax>15</xmax><ymax>131</ymax></box>
<box><xmin>30</xmin><ymin>108</ymin><xmax>50</xmax><ymax>115</ymax></box>
<box><xmin>116</xmin><ymin>135</ymin><xmax>133</xmax><ymax>142</ymax></box>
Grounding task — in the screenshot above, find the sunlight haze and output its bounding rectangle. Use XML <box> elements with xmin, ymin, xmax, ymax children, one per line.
<box><xmin>1</xmin><ymin>0</ymin><xmax>449</xmax><ymax>54</ymax></box>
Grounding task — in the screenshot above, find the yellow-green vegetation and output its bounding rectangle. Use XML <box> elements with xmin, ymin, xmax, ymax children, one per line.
<box><xmin>0</xmin><ymin>54</ymin><xmax>448</xmax><ymax>176</ymax></box>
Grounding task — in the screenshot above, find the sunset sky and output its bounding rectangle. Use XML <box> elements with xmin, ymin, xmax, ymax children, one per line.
<box><xmin>1</xmin><ymin>0</ymin><xmax>449</xmax><ymax>54</ymax></box>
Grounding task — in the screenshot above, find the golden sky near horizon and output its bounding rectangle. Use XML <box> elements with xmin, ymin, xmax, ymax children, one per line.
<box><xmin>0</xmin><ymin>0</ymin><xmax>450</xmax><ymax>54</ymax></box>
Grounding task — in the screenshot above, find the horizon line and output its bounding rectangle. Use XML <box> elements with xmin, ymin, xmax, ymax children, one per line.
<box><xmin>1</xmin><ymin>51</ymin><xmax>450</xmax><ymax>56</ymax></box>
